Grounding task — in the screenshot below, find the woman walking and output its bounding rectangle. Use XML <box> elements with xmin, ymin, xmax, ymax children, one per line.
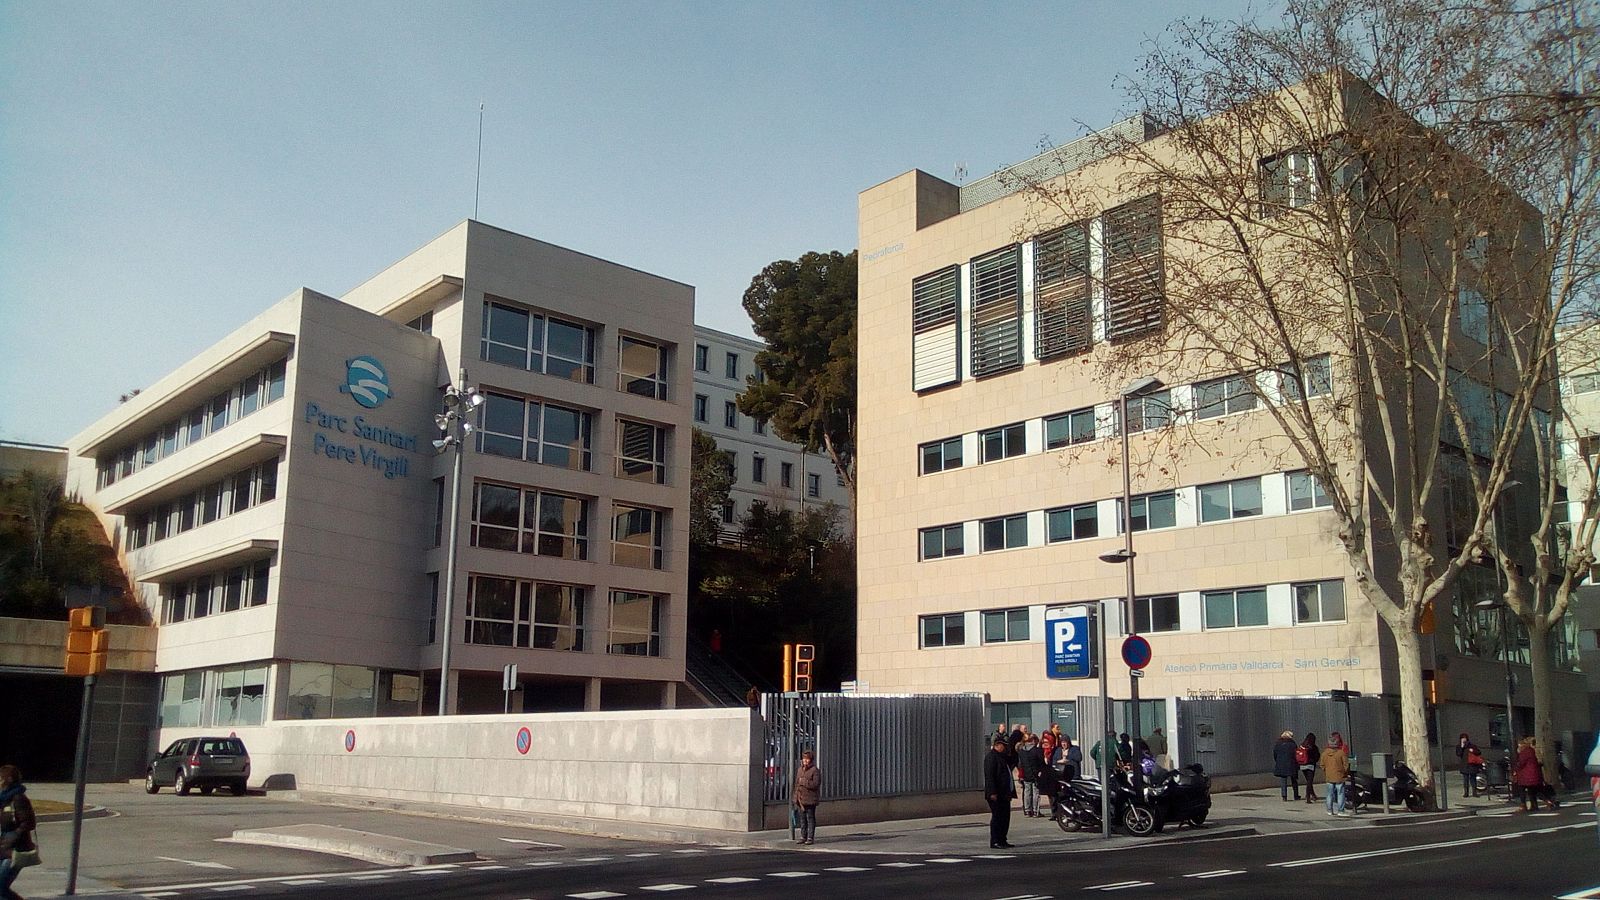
<box><xmin>791</xmin><ymin>750</ymin><xmax>822</xmax><ymax>844</ymax></box>
<box><xmin>1273</xmin><ymin>730</ymin><xmax>1301</xmax><ymax>801</ymax></box>
<box><xmin>1512</xmin><ymin>737</ymin><xmax>1557</xmax><ymax>812</ymax></box>
<box><xmin>0</xmin><ymin>764</ymin><xmax>38</xmax><ymax>900</ymax></box>
<box><xmin>1298</xmin><ymin>733</ymin><xmax>1320</xmax><ymax>803</ymax></box>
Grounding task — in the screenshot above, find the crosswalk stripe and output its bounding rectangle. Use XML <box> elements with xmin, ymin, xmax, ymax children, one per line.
<box><xmin>641</xmin><ymin>884</ymin><xmax>697</xmax><ymax>892</ymax></box>
<box><xmin>825</xmin><ymin>866</ymin><xmax>871</xmax><ymax>872</ymax></box>
<box><xmin>707</xmin><ymin>877</ymin><xmax>759</xmax><ymax>884</ymax></box>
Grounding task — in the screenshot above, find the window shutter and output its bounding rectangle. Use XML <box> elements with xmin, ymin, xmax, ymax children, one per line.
<box><xmin>1103</xmin><ymin>194</ymin><xmax>1164</xmax><ymax>342</ymax></box>
<box><xmin>970</xmin><ymin>245</ymin><xmax>1023</xmax><ymax>377</ymax></box>
<box><xmin>1034</xmin><ymin>222</ymin><xmax>1092</xmax><ymax>359</ymax></box>
<box><xmin>912</xmin><ymin>266</ymin><xmax>961</xmax><ymax>391</ymax></box>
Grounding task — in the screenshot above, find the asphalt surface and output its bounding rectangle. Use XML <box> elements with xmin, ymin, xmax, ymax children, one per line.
<box><xmin>58</xmin><ymin>802</ymin><xmax>1600</xmax><ymax>899</ymax></box>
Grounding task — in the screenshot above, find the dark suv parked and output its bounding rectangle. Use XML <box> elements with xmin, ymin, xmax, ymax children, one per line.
<box><xmin>145</xmin><ymin>736</ymin><xmax>251</xmax><ymax>796</ymax></box>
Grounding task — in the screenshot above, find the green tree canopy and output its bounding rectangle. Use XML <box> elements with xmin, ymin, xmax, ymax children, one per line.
<box><xmin>688</xmin><ymin>428</ymin><xmax>735</xmax><ymax>552</ymax></box>
<box><xmin>737</xmin><ymin>250</ymin><xmax>857</xmax><ymax>501</ymax></box>
<box><xmin>0</xmin><ymin>472</ymin><xmax>144</xmax><ymax>623</ymax></box>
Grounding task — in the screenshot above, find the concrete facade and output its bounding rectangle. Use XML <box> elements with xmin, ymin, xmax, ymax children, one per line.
<box><xmin>0</xmin><ymin>440</ymin><xmax>68</xmax><ymax>481</ymax></box>
<box><xmin>690</xmin><ymin>325</ymin><xmax>851</xmax><ymax>534</ymax></box>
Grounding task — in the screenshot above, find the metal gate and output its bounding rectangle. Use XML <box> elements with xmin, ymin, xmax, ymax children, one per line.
<box><xmin>1176</xmin><ymin>696</ymin><xmax>1390</xmax><ymax>777</ymax></box>
<box><xmin>761</xmin><ymin>693</ymin><xmax>985</xmax><ymax>802</ymax></box>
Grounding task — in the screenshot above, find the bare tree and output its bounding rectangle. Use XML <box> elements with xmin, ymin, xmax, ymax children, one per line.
<box><xmin>1004</xmin><ymin>0</ymin><xmax>1598</xmax><ymax>802</ymax></box>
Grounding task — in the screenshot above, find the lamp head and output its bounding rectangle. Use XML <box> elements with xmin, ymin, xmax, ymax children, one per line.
<box><xmin>1473</xmin><ymin>598</ymin><xmax>1504</xmax><ymax>610</ymax></box>
<box><xmin>1122</xmin><ymin>375</ymin><xmax>1164</xmax><ymax>397</ymax></box>
<box><xmin>1098</xmin><ymin>549</ymin><xmax>1136</xmax><ymax>564</ymax></box>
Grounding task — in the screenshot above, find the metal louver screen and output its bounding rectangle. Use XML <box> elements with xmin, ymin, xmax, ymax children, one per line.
<box><xmin>1103</xmin><ymin>194</ymin><xmax>1164</xmax><ymax>342</ymax></box>
<box><xmin>1034</xmin><ymin>223</ymin><xmax>1092</xmax><ymax>359</ymax></box>
<box><xmin>912</xmin><ymin>267</ymin><xmax>961</xmax><ymax>391</ymax></box>
<box><xmin>970</xmin><ymin>245</ymin><xmax>1023</xmax><ymax>377</ymax></box>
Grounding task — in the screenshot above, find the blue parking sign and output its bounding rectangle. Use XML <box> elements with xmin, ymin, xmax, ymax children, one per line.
<box><xmin>1046</xmin><ymin>605</ymin><xmax>1095</xmax><ymax>679</ymax></box>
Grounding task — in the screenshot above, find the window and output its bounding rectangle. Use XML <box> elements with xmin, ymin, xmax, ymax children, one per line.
<box><xmin>912</xmin><ymin>266</ymin><xmax>961</xmax><ymax>391</ymax></box>
<box><xmin>1047</xmin><ymin>503</ymin><xmax>1099</xmax><ymax>542</ymax></box>
<box><xmin>725</xmin><ymin>352</ymin><xmax>739</xmax><ymax>380</ymax></box>
<box><xmin>724</xmin><ymin>401</ymin><xmax>738</xmax><ymax>429</ymax></box>
<box><xmin>162</xmin><ymin>560</ymin><xmax>269</xmax><ymax>624</ymax></box>
<box><xmin>159</xmin><ymin>672</ymin><xmax>205</xmax><ymax>728</ymax></box>
<box><xmin>971</xmin><ymin>245</ymin><xmax>1023</xmax><ymax>377</ymax></box>
<box><xmin>1034</xmin><ymin>221</ymin><xmax>1093</xmax><ymax>359</ymax></box>
<box><xmin>466</xmin><ymin>576</ymin><xmax>587</xmax><ymax>651</ymax></box>
<box><xmin>1295</xmin><ymin>580</ymin><xmax>1346</xmax><ymax>624</ymax></box>
<box><xmin>1288</xmin><ymin>471</ymin><xmax>1332</xmax><ymax>511</ymax></box>
<box><xmin>1195</xmin><ymin>374</ymin><xmax>1257</xmax><ymax>419</ymax></box>
<box><xmin>618</xmin><ymin>336</ymin><xmax>669</xmax><ymax>400</ymax></box>
<box><xmin>1118</xmin><ymin>491</ymin><xmax>1178</xmax><ymax>533</ymax></box>
<box><xmin>529</xmin><ymin>582</ymin><xmax>586</xmax><ymax>650</ymax></box>
<box><xmin>1203</xmin><ymin>587</ymin><xmax>1269</xmax><ymax>629</ymax></box>
<box><xmin>781</xmin><ymin>461</ymin><xmax>794</xmax><ymax>488</ymax></box>
<box><xmin>616</xmin><ymin>419</ymin><xmax>667</xmax><ymax>484</ymax></box>
<box><xmin>478</xmin><ymin>392</ymin><xmax>593</xmax><ymax>470</ymax></box>
<box><xmin>724</xmin><ymin>451</ymin><xmax>737</xmax><ymax>480</ymax></box>
<box><xmin>920</xmin><ymin>523</ymin><xmax>965</xmax><ymax>560</ymax></box>
<box><xmin>983</xmin><ymin>607</ymin><xmax>1030</xmax><ymax>643</ymax></box>
<box><xmin>432</xmin><ymin>477</ymin><xmax>446</xmax><ymax>548</ymax></box>
<box><xmin>694</xmin><ymin>394</ymin><xmax>708</xmax><ymax>422</ymax></box>
<box><xmin>465</xmin><ymin>575</ymin><xmax>517</xmax><ymax>646</ymax></box>
<box><xmin>921</xmin><ymin>613</ymin><xmax>966</xmax><ymax>648</ymax></box>
<box><xmin>1103</xmin><ymin>194</ymin><xmax>1164</xmax><ymax>341</ymax></box>
<box><xmin>1458</xmin><ymin>290</ymin><xmax>1490</xmax><ymax>345</ymax></box>
<box><xmin>213</xmin><ymin>665</ymin><xmax>269</xmax><ymax>727</ymax></box>
<box><xmin>608</xmin><ymin>590</ymin><xmax>662</xmax><ymax>656</ymax></box>
<box><xmin>751</xmin><ymin>454</ymin><xmax>766</xmax><ymax>484</ymax></box>
<box><xmin>752</xmin><ymin>418</ymin><xmax>766</xmax><ymax>436</ymax></box>
<box><xmin>981</xmin><ymin>513</ymin><xmax>1029</xmax><ymax>552</ymax></box>
<box><xmin>920</xmin><ymin>437</ymin><xmax>963</xmax><ymax>474</ymax></box>
<box><xmin>1124</xmin><ymin>390</ymin><xmax>1172</xmax><ymax>434</ymax></box>
<box><xmin>1133</xmin><ymin>595</ymin><xmax>1181</xmax><ymax>633</ymax></box>
<box><xmin>1260</xmin><ymin>148</ymin><xmax>1320</xmax><ymax>212</ymax></box>
<box><xmin>613</xmin><ymin>504</ymin><xmax>664</xmax><ymax>569</ymax></box>
<box><xmin>980</xmin><ymin>423</ymin><xmax>1026</xmax><ymax>463</ymax></box>
<box><xmin>806</xmin><ymin>473</ymin><xmax>820</xmax><ymax>497</ymax></box>
<box><xmin>720</xmin><ymin>499</ymin><xmax>735</xmax><ymax>524</ymax></box>
<box><xmin>1279</xmin><ymin>354</ymin><xmax>1333</xmax><ymax>401</ymax></box>
<box><xmin>694</xmin><ymin>344</ymin><xmax>709</xmax><ymax>372</ymax></box>
<box><xmin>479</xmin><ymin>299</ymin><xmax>595</xmax><ymax>383</ymax></box>
<box><xmin>1199</xmin><ymin>478</ymin><xmax>1263</xmax><ymax>522</ymax></box>
<box><xmin>405</xmin><ymin>310</ymin><xmax>434</xmax><ymax>334</ymax></box>
<box><xmin>1045</xmin><ymin>408</ymin><xmax>1097</xmax><ymax>449</ymax></box>
<box><xmin>125</xmin><ymin>459</ymin><xmax>280</xmax><ymax>549</ymax></box>
<box><xmin>470</xmin><ymin>482</ymin><xmax>590</xmax><ymax>560</ymax></box>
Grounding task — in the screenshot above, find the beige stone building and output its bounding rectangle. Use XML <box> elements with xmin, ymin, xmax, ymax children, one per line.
<box><xmin>855</xmin><ymin>96</ymin><xmax>1590</xmax><ymax>761</ymax></box>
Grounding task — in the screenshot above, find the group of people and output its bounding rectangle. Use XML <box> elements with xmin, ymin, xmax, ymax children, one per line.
<box><xmin>0</xmin><ymin>765</ymin><xmax>38</xmax><ymax>900</ymax></box>
<box><xmin>1271</xmin><ymin>730</ymin><xmax>1355</xmax><ymax>815</ymax></box>
<box><xmin>1456</xmin><ymin>732</ymin><xmax>1563</xmax><ymax>811</ymax></box>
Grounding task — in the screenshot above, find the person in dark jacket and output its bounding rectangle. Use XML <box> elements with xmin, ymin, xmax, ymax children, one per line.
<box><xmin>0</xmin><ymin>764</ymin><xmax>37</xmax><ymax>900</ymax></box>
<box><xmin>1298</xmin><ymin>733</ymin><xmax>1320</xmax><ymax>803</ymax></box>
<box><xmin>1273</xmin><ymin>730</ymin><xmax>1301</xmax><ymax>800</ymax></box>
<box><xmin>791</xmin><ymin>750</ymin><xmax>822</xmax><ymax>844</ymax></box>
<box><xmin>1456</xmin><ymin>733</ymin><xmax>1485</xmax><ymax>798</ymax></box>
<box><xmin>983</xmin><ymin>737</ymin><xmax>1016</xmax><ymax>849</ymax></box>
<box><xmin>1512</xmin><ymin>737</ymin><xmax>1556</xmax><ymax>812</ymax></box>
<box><xmin>1016</xmin><ymin>735</ymin><xmax>1046</xmax><ymax>817</ymax></box>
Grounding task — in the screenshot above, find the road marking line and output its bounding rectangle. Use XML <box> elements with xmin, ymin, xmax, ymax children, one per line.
<box><xmin>158</xmin><ymin>856</ymin><xmax>237</xmax><ymax>870</ymax></box>
<box><xmin>672</xmin><ymin>849</ymin><xmax>708</xmax><ymax>854</ymax></box>
<box><xmin>408</xmin><ymin>869</ymin><xmax>452</xmax><ymax>875</ymax></box>
<box><xmin>1093</xmin><ymin>882</ymin><xmax>1154</xmax><ymax>891</ymax></box>
<box><xmin>1271</xmin><ymin>836</ymin><xmax>1485</xmax><ymax>868</ymax></box>
<box><xmin>144</xmin><ymin>894</ymin><xmax>180</xmax><ymax>898</ymax></box>
<box><xmin>210</xmin><ymin>888</ymin><xmax>253</xmax><ymax>894</ymax></box>
<box><xmin>281</xmin><ymin>883</ymin><xmax>325</xmax><ymax>888</ymax></box>
<box><xmin>470</xmin><ymin>865</ymin><xmax>510</xmax><ymax>870</ymax></box>
<box><xmin>879</xmin><ymin>861</ymin><xmax>924</xmax><ymax>867</ymax></box>
<box><xmin>769</xmin><ymin>871</ymin><xmax>819</xmax><ymax>877</ymax></box>
<box><xmin>928</xmin><ymin>857</ymin><xmax>972</xmax><ymax>863</ymax></box>
<box><xmin>628</xmin><ymin>852</ymin><xmax>662</xmax><ymax>857</ymax></box>
<box><xmin>1184</xmin><ymin>870</ymin><xmax>1233</xmax><ymax>877</ymax></box>
<box><xmin>1555</xmin><ymin>887</ymin><xmax>1600</xmax><ymax>899</ymax></box>
<box><xmin>1189</xmin><ymin>871</ymin><xmax>1245</xmax><ymax>879</ymax></box>
<box><xmin>641</xmin><ymin>884</ymin><xmax>697</xmax><ymax>891</ymax></box>
<box><xmin>1086</xmin><ymin>881</ymin><xmax>1147</xmax><ymax>890</ymax></box>
<box><xmin>569</xmin><ymin>892</ymin><xmax>626</xmax><ymax>899</ymax></box>
<box><xmin>527</xmin><ymin>860</ymin><xmax>562</xmax><ymax>866</ymax></box>
<box><xmin>351</xmin><ymin>874</ymin><xmax>391</xmax><ymax>880</ymax></box>
<box><xmin>993</xmin><ymin>895</ymin><xmax>1050</xmax><ymax>900</ymax></box>
<box><xmin>707</xmin><ymin>876</ymin><xmax>760</xmax><ymax>883</ymax></box>
<box><xmin>825</xmin><ymin>866</ymin><xmax>871</xmax><ymax>872</ymax></box>
<box><xmin>979</xmin><ymin>854</ymin><xmax>1016</xmax><ymax>860</ymax></box>
<box><xmin>576</xmin><ymin>856</ymin><xmax>615</xmax><ymax>862</ymax></box>
<box><xmin>500</xmin><ymin>837</ymin><xmax>564</xmax><ymax>847</ymax></box>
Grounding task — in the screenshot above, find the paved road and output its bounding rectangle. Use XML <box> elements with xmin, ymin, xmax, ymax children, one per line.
<box><xmin>100</xmin><ymin>805</ymin><xmax>1599</xmax><ymax>899</ymax></box>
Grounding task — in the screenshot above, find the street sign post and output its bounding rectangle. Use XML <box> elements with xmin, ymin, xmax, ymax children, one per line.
<box><xmin>1121</xmin><ymin>635</ymin><xmax>1152</xmax><ymax>671</ymax></box>
<box><xmin>501</xmin><ymin>663</ymin><xmax>518</xmax><ymax>714</ymax></box>
<box><xmin>1045</xmin><ymin>606</ymin><xmax>1095</xmax><ymax>679</ymax></box>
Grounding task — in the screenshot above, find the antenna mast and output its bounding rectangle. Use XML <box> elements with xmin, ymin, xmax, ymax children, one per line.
<box><xmin>473</xmin><ymin>102</ymin><xmax>485</xmax><ymax>220</ymax></box>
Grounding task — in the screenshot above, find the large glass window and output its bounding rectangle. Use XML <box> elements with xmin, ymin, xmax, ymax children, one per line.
<box><xmin>616</xmin><ymin>419</ymin><xmax>667</xmax><ymax>484</ymax></box>
<box><xmin>1295</xmin><ymin>580</ymin><xmax>1346</xmax><ymax>623</ymax></box>
<box><xmin>465</xmin><ymin>576</ymin><xmax>518</xmax><ymax>647</ymax></box>
<box><xmin>982</xmin><ymin>607</ymin><xmax>1030</xmax><ymax>643</ymax></box>
<box><xmin>529</xmin><ymin>583</ymin><xmax>586</xmax><ymax>651</ymax></box>
<box><xmin>1124</xmin><ymin>390</ymin><xmax>1172</xmax><ymax>434</ymax></box>
<box><xmin>1279</xmin><ymin>354</ymin><xmax>1333</xmax><ymax>401</ymax></box>
<box><xmin>470</xmin><ymin>482</ymin><xmax>589</xmax><ymax>560</ymax></box>
<box><xmin>162</xmin><ymin>560</ymin><xmax>269</xmax><ymax>624</ymax></box>
<box><xmin>126</xmin><ymin>458</ymin><xmax>280</xmax><ymax>551</ymax></box>
<box><xmin>1133</xmin><ymin>595</ymin><xmax>1181</xmax><ymax>633</ymax></box>
<box><xmin>613</xmin><ymin>504</ymin><xmax>664</xmax><ymax>569</ymax></box>
<box><xmin>1118</xmin><ymin>491</ymin><xmax>1178</xmax><ymax>533</ymax></box>
<box><xmin>920</xmin><ymin>437</ymin><xmax>963</xmax><ymax>474</ymax></box>
<box><xmin>919</xmin><ymin>523</ymin><xmax>965</xmax><ymax>560</ymax></box>
<box><xmin>159</xmin><ymin>671</ymin><xmax>205</xmax><ymax>727</ymax></box>
<box><xmin>480</xmin><ymin>299</ymin><xmax>595</xmax><ymax>383</ymax></box>
<box><xmin>1194</xmin><ymin>374</ymin><xmax>1258</xmax><ymax>419</ymax></box>
<box><xmin>981</xmin><ymin>513</ymin><xmax>1029</xmax><ymax>551</ymax></box>
<box><xmin>478</xmin><ymin>391</ymin><xmax>593</xmax><ymax>471</ymax></box>
<box><xmin>1203</xmin><ymin>587</ymin><xmax>1269</xmax><ymax>629</ymax></box>
<box><xmin>213</xmin><ymin>665</ymin><xmax>268</xmax><ymax>726</ymax></box>
<box><xmin>619</xmin><ymin>336</ymin><xmax>669</xmax><ymax>400</ymax></box>
<box><xmin>1045</xmin><ymin>408</ymin><xmax>1097</xmax><ymax>449</ymax></box>
<box><xmin>1198</xmin><ymin>477</ymin><xmax>1264</xmax><ymax>522</ymax></box>
<box><xmin>1288</xmin><ymin>471</ymin><xmax>1332</xmax><ymax>511</ymax></box>
<box><xmin>1047</xmin><ymin>503</ymin><xmax>1099</xmax><ymax>542</ymax></box>
<box><xmin>608</xmin><ymin>590</ymin><xmax>662</xmax><ymax>656</ymax></box>
<box><xmin>1260</xmin><ymin>148</ymin><xmax>1320</xmax><ymax>212</ymax></box>
<box><xmin>920</xmin><ymin>613</ymin><xmax>966</xmax><ymax>648</ymax></box>
<box><xmin>980</xmin><ymin>423</ymin><xmax>1026</xmax><ymax>463</ymax></box>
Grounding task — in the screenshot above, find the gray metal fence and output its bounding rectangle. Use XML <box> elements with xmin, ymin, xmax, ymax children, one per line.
<box><xmin>761</xmin><ymin>693</ymin><xmax>986</xmax><ymax>802</ymax></box>
<box><xmin>1176</xmin><ymin>696</ymin><xmax>1391</xmax><ymax>777</ymax></box>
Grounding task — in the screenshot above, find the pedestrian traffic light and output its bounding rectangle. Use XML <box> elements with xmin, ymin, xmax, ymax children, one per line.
<box><xmin>1425</xmin><ymin>669</ymin><xmax>1442</xmax><ymax>706</ymax></box>
<box><xmin>793</xmin><ymin>643</ymin><xmax>815</xmax><ymax>693</ymax></box>
<box><xmin>65</xmin><ymin>606</ymin><xmax>108</xmax><ymax>677</ymax></box>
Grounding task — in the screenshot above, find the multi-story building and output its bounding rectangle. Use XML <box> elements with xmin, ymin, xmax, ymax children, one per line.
<box><xmin>1557</xmin><ymin>326</ymin><xmax>1600</xmax><ymax>729</ymax></box>
<box><xmin>691</xmin><ymin>326</ymin><xmax>850</xmax><ymax>533</ymax></box>
<box><xmin>855</xmin><ymin>87</ymin><xmax>1589</xmax><ymax>759</ymax></box>
<box><xmin>66</xmin><ymin>221</ymin><xmax>694</xmax><ymax>750</ymax></box>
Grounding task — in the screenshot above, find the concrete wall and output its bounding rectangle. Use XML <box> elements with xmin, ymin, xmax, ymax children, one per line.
<box><xmin>0</xmin><ymin>616</ymin><xmax>156</xmax><ymax>671</ymax></box>
<box><xmin>161</xmin><ymin>706</ymin><xmax>763</xmax><ymax>831</ymax></box>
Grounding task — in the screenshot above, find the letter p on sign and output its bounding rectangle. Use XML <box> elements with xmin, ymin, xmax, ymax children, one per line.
<box><xmin>1053</xmin><ymin>619</ymin><xmax>1076</xmax><ymax>655</ymax></box>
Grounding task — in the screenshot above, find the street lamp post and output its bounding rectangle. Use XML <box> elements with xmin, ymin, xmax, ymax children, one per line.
<box><xmin>1097</xmin><ymin>375</ymin><xmax>1163</xmax><ymax>834</ymax></box>
<box><xmin>1475</xmin><ymin>597</ymin><xmax>1518</xmax><ymax>775</ymax></box>
<box><xmin>434</xmin><ymin>369</ymin><xmax>483</xmax><ymax>716</ymax></box>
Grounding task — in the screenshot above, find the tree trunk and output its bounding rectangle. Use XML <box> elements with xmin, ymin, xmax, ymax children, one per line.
<box><xmin>1390</xmin><ymin>626</ymin><xmax>1437</xmax><ymax>808</ymax></box>
<box><xmin>1525</xmin><ymin>615</ymin><xmax>1560</xmax><ymax>787</ymax></box>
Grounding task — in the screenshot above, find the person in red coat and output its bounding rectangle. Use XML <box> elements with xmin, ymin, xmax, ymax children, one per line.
<box><xmin>1512</xmin><ymin>736</ymin><xmax>1557</xmax><ymax>812</ymax></box>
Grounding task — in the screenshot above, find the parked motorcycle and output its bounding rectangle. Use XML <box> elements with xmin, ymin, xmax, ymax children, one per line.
<box><xmin>1044</xmin><ymin>763</ymin><xmax>1210</xmax><ymax>837</ymax></box>
<box><xmin>1346</xmin><ymin>760</ymin><xmax>1427</xmax><ymax>812</ymax></box>
<box><xmin>1145</xmin><ymin>762</ymin><xmax>1212</xmax><ymax>828</ymax></box>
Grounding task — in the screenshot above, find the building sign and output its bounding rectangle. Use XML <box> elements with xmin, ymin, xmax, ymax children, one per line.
<box><xmin>1045</xmin><ymin>605</ymin><xmax>1094</xmax><ymax>679</ymax></box>
<box><xmin>302</xmin><ymin>354</ymin><xmax>422</xmax><ymax>480</ymax></box>
<box><xmin>341</xmin><ymin>355</ymin><xmax>392</xmax><ymax>408</ymax></box>
<box><xmin>1160</xmin><ymin>654</ymin><xmax>1363</xmax><ymax>675</ymax></box>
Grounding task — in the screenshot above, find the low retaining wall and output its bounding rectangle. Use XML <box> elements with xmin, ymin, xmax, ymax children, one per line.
<box><xmin>761</xmin><ymin>790</ymin><xmax>985</xmax><ymax>830</ymax></box>
<box><xmin>162</xmin><ymin>707</ymin><xmax>762</xmax><ymax>832</ymax></box>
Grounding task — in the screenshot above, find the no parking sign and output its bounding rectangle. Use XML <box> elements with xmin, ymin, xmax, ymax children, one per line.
<box><xmin>515</xmin><ymin>726</ymin><xmax>532</xmax><ymax>755</ymax></box>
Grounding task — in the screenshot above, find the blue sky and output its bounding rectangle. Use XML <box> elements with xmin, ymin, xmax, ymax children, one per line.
<box><xmin>0</xmin><ymin>0</ymin><xmax>1267</xmax><ymax>445</ymax></box>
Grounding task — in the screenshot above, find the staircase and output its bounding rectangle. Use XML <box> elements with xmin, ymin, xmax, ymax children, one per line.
<box><xmin>684</xmin><ymin>636</ymin><xmax>760</xmax><ymax>707</ymax></box>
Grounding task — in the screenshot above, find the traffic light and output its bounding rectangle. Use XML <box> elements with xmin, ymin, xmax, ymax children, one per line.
<box><xmin>793</xmin><ymin>644</ymin><xmax>815</xmax><ymax>693</ymax></box>
<box><xmin>65</xmin><ymin>606</ymin><xmax>108</xmax><ymax>677</ymax></box>
<box><xmin>1425</xmin><ymin>669</ymin><xmax>1442</xmax><ymax>706</ymax></box>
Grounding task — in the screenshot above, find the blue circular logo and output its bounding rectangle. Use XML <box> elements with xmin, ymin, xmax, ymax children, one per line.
<box><xmin>342</xmin><ymin>356</ymin><xmax>391</xmax><ymax>409</ymax></box>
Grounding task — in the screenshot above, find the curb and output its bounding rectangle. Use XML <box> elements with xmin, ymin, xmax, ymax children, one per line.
<box><xmin>227</xmin><ymin>825</ymin><xmax>478</xmax><ymax>866</ymax></box>
<box><xmin>1368</xmin><ymin>809</ymin><xmax>1477</xmax><ymax>826</ymax></box>
<box><xmin>37</xmin><ymin>805</ymin><xmax>114</xmax><ymax>824</ymax></box>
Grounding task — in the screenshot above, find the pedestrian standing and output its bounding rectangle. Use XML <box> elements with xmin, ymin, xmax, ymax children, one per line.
<box><xmin>1040</xmin><ymin>727</ymin><xmax>1058</xmax><ymax>770</ymax></box>
<box><xmin>0</xmin><ymin>764</ymin><xmax>39</xmax><ymax>900</ymax></box>
<box><xmin>1513</xmin><ymin>737</ymin><xmax>1553</xmax><ymax>812</ymax></box>
<box><xmin>983</xmin><ymin>737</ymin><xmax>1016</xmax><ymax>849</ymax></box>
<box><xmin>1298</xmin><ymin>733</ymin><xmax>1320</xmax><ymax>803</ymax></box>
<box><xmin>1456</xmin><ymin>733</ymin><xmax>1484</xmax><ymax>798</ymax></box>
<box><xmin>1273</xmin><ymin>730</ymin><xmax>1301</xmax><ymax>801</ymax></box>
<box><xmin>709</xmin><ymin>629</ymin><xmax>723</xmax><ymax>654</ymax></box>
<box><xmin>1148</xmin><ymin>727</ymin><xmax>1169</xmax><ymax>768</ymax></box>
<box><xmin>1320</xmin><ymin>733</ymin><xmax>1350</xmax><ymax>816</ymax></box>
<box><xmin>1064</xmin><ymin>736</ymin><xmax>1083</xmax><ymax>782</ymax></box>
<box><xmin>791</xmin><ymin>750</ymin><xmax>822</xmax><ymax>844</ymax></box>
<box><xmin>1017</xmin><ymin>734</ymin><xmax>1045</xmax><ymax>817</ymax></box>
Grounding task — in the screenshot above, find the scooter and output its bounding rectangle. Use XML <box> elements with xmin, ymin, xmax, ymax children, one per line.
<box><xmin>1346</xmin><ymin>760</ymin><xmax>1428</xmax><ymax>812</ymax></box>
<box><xmin>1144</xmin><ymin>762</ymin><xmax>1212</xmax><ymax>827</ymax></box>
<box><xmin>1045</xmin><ymin>767</ymin><xmax>1189</xmax><ymax>837</ymax></box>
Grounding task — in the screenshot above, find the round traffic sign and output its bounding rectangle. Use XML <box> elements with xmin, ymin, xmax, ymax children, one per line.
<box><xmin>1122</xmin><ymin>635</ymin><xmax>1153</xmax><ymax>670</ymax></box>
<box><xmin>515</xmin><ymin>726</ymin><xmax>532</xmax><ymax>755</ymax></box>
